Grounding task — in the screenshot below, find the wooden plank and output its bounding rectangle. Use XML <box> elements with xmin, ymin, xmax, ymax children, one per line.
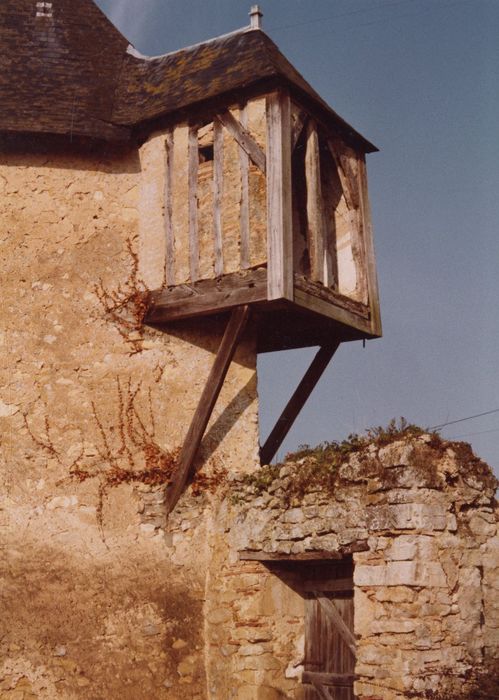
<box><xmin>164</xmin><ymin>130</ymin><xmax>175</xmax><ymax>285</ymax></box>
<box><xmin>145</xmin><ymin>268</ymin><xmax>267</xmax><ymax>324</ymax></box>
<box><xmin>166</xmin><ymin>305</ymin><xmax>251</xmax><ymax>513</ymax></box>
<box><xmin>188</xmin><ymin>125</ymin><xmax>200</xmax><ymax>282</ymax></box>
<box><xmin>303</xmin><ymin>577</ymin><xmax>353</xmax><ymax>593</ymax></box>
<box><xmin>239</xmin><ymin>104</ymin><xmax>251</xmax><ymax>269</ymax></box>
<box><xmin>260</xmin><ymin>343</ymin><xmax>338</xmax><ymax>465</ymax></box>
<box><xmin>314</xmin><ymin>594</ymin><xmax>356</xmax><ymax>657</ymax></box>
<box><xmin>294</xmin><ymin>287</ymin><xmax>373</xmax><ymax>336</ymax></box>
<box><xmin>171</xmin><ymin>125</ymin><xmax>190</xmax><ymax>283</ymax></box>
<box><xmin>305</xmin><ymin>120</ymin><xmax>326</xmax><ymax>284</ymax></box>
<box><xmin>213</xmin><ymin>118</ymin><xmax>224</xmax><ymax>276</ymax></box>
<box><xmin>217</xmin><ymin>109</ymin><xmax>266</xmax><ymax>173</ymax></box>
<box><xmin>294</xmin><ymin>274</ymin><xmax>370</xmax><ymax>319</ymax></box>
<box><xmin>358</xmin><ymin>157</ymin><xmax>382</xmax><ymax>337</ymax></box>
<box><xmin>266</xmin><ymin>90</ymin><xmax>293</xmax><ymax>301</ymax></box>
<box><xmin>303</xmin><ymin>671</ymin><xmax>357</xmax><ymax>688</ymax></box>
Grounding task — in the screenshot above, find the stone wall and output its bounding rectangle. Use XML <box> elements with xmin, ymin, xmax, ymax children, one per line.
<box><xmin>227</xmin><ymin>434</ymin><xmax>498</xmax><ymax>699</ymax></box>
<box><xmin>0</xmin><ymin>142</ymin><xmax>259</xmax><ymax>699</ymax></box>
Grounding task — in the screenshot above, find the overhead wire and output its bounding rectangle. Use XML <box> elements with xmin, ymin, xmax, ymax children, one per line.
<box><xmin>267</xmin><ymin>0</ymin><xmax>418</xmax><ymax>32</ymax></box>
<box><xmin>430</xmin><ymin>408</ymin><xmax>499</xmax><ymax>431</ymax></box>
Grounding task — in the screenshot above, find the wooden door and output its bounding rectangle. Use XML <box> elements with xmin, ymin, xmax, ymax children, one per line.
<box><xmin>302</xmin><ymin>560</ymin><xmax>355</xmax><ymax>700</ymax></box>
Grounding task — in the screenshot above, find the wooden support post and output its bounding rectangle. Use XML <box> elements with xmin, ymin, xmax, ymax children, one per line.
<box><xmin>260</xmin><ymin>342</ymin><xmax>339</xmax><ymax>466</ymax></box>
<box><xmin>305</xmin><ymin>119</ymin><xmax>326</xmax><ymax>284</ymax></box>
<box><xmin>166</xmin><ymin>305</ymin><xmax>251</xmax><ymax>513</ymax></box>
<box><xmin>266</xmin><ymin>90</ymin><xmax>293</xmax><ymax>301</ymax></box>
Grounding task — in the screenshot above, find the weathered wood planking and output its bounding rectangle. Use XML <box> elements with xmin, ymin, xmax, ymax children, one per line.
<box><xmin>294</xmin><ymin>275</ymin><xmax>370</xmax><ymax>319</ymax></box>
<box><xmin>238</xmin><ymin>105</ymin><xmax>250</xmax><ymax>269</ymax></box>
<box><xmin>164</xmin><ymin>130</ymin><xmax>175</xmax><ymax>285</ymax></box>
<box><xmin>266</xmin><ymin>90</ymin><xmax>293</xmax><ymax>300</ymax></box>
<box><xmin>145</xmin><ymin>268</ymin><xmax>267</xmax><ymax>324</ymax></box>
<box><xmin>305</xmin><ymin>120</ymin><xmax>326</xmax><ymax>285</ymax></box>
<box><xmin>294</xmin><ymin>287</ymin><xmax>373</xmax><ymax>336</ymax></box>
<box><xmin>358</xmin><ymin>156</ymin><xmax>382</xmax><ymax>336</ymax></box>
<box><xmin>213</xmin><ymin>118</ymin><xmax>224</xmax><ymax>276</ymax></box>
<box><xmin>171</xmin><ymin>125</ymin><xmax>190</xmax><ymax>283</ymax></box>
<box><xmin>260</xmin><ymin>343</ymin><xmax>339</xmax><ymax>466</ymax></box>
<box><xmin>166</xmin><ymin>305</ymin><xmax>251</xmax><ymax>513</ymax></box>
<box><xmin>239</xmin><ymin>550</ymin><xmax>346</xmax><ymax>562</ymax></box>
<box><xmin>314</xmin><ymin>594</ymin><xmax>356</xmax><ymax>657</ymax></box>
<box><xmin>302</xmin><ymin>672</ymin><xmax>357</xmax><ymax>687</ymax></box>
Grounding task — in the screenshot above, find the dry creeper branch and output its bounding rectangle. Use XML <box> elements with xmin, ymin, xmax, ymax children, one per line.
<box><xmin>94</xmin><ymin>238</ymin><xmax>150</xmax><ymax>354</ymax></box>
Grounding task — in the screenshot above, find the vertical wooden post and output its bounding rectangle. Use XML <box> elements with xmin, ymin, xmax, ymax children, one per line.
<box><xmin>266</xmin><ymin>90</ymin><xmax>293</xmax><ymax>301</ymax></box>
<box><xmin>213</xmin><ymin>118</ymin><xmax>224</xmax><ymax>277</ymax></box>
<box><xmin>358</xmin><ymin>157</ymin><xmax>382</xmax><ymax>336</ymax></box>
<box><xmin>166</xmin><ymin>305</ymin><xmax>251</xmax><ymax>513</ymax></box>
<box><xmin>188</xmin><ymin>125</ymin><xmax>199</xmax><ymax>282</ymax></box>
<box><xmin>164</xmin><ymin>130</ymin><xmax>175</xmax><ymax>285</ymax></box>
<box><xmin>239</xmin><ymin>104</ymin><xmax>251</xmax><ymax>269</ymax></box>
<box><xmin>305</xmin><ymin>119</ymin><xmax>326</xmax><ymax>284</ymax></box>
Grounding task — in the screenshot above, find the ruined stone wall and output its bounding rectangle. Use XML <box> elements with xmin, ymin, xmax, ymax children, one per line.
<box><xmin>0</xmin><ymin>144</ymin><xmax>259</xmax><ymax>699</ymax></box>
<box><xmin>224</xmin><ymin>435</ymin><xmax>498</xmax><ymax>700</ymax></box>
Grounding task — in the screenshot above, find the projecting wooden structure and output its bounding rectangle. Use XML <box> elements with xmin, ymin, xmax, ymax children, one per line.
<box><xmin>145</xmin><ymin>91</ymin><xmax>381</xmax><ymax>352</ymax></box>
<box><xmin>134</xmin><ymin>8</ymin><xmax>381</xmax><ymax>511</ymax></box>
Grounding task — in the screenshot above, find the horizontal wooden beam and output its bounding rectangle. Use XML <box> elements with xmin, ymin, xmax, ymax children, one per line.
<box><xmin>294</xmin><ymin>274</ymin><xmax>370</xmax><ymax>319</ymax></box>
<box><xmin>302</xmin><ymin>671</ymin><xmax>357</xmax><ymax>688</ymax></box>
<box><xmin>166</xmin><ymin>305</ymin><xmax>251</xmax><ymax>513</ymax></box>
<box><xmin>145</xmin><ymin>268</ymin><xmax>267</xmax><ymax>324</ymax></box>
<box><xmin>260</xmin><ymin>343</ymin><xmax>339</xmax><ymax>466</ymax></box>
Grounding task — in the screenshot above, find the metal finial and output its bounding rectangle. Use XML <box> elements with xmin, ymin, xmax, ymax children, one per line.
<box><xmin>249</xmin><ymin>5</ymin><xmax>263</xmax><ymax>30</ymax></box>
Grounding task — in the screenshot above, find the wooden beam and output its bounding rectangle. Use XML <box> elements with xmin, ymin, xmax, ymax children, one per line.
<box><xmin>213</xmin><ymin>118</ymin><xmax>224</xmax><ymax>276</ymax></box>
<box><xmin>188</xmin><ymin>126</ymin><xmax>199</xmax><ymax>282</ymax></box>
<box><xmin>314</xmin><ymin>594</ymin><xmax>356</xmax><ymax>656</ymax></box>
<box><xmin>260</xmin><ymin>343</ymin><xmax>339</xmax><ymax>466</ymax></box>
<box><xmin>305</xmin><ymin>120</ymin><xmax>325</xmax><ymax>284</ymax></box>
<box><xmin>166</xmin><ymin>305</ymin><xmax>251</xmax><ymax>513</ymax></box>
<box><xmin>302</xmin><ymin>671</ymin><xmax>357</xmax><ymax>688</ymax></box>
<box><xmin>266</xmin><ymin>90</ymin><xmax>293</xmax><ymax>301</ymax></box>
<box><xmin>164</xmin><ymin>130</ymin><xmax>175</xmax><ymax>285</ymax></box>
<box><xmin>145</xmin><ymin>268</ymin><xmax>267</xmax><ymax>325</ymax></box>
<box><xmin>217</xmin><ymin>109</ymin><xmax>266</xmax><ymax>174</ymax></box>
<box><xmin>358</xmin><ymin>157</ymin><xmax>382</xmax><ymax>337</ymax></box>
<box><xmin>238</xmin><ymin>104</ymin><xmax>251</xmax><ymax>269</ymax></box>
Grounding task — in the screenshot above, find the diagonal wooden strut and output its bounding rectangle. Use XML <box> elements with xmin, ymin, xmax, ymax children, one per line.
<box><xmin>260</xmin><ymin>342</ymin><xmax>339</xmax><ymax>466</ymax></box>
<box><xmin>166</xmin><ymin>305</ymin><xmax>251</xmax><ymax>513</ymax></box>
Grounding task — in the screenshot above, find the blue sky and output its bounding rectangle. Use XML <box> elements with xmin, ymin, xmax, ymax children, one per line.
<box><xmin>96</xmin><ymin>0</ymin><xmax>499</xmax><ymax>471</ymax></box>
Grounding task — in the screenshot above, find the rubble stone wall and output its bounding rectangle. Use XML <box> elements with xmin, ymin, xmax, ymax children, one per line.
<box><xmin>0</xmin><ymin>144</ymin><xmax>259</xmax><ymax>700</ymax></box>
<box><xmin>227</xmin><ymin>436</ymin><xmax>498</xmax><ymax>700</ymax></box>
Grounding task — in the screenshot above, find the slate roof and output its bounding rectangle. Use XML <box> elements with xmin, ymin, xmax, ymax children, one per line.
<box><xmin>0</xmin><ymin>0</ymin><xmax>376</xmax><ymax>151</ymax></box>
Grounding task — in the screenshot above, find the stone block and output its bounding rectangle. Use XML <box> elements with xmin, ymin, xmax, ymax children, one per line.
<box><xmin>366</xmin><ymin>504</ymin><xmax>447</xmax><ymax>531</ymax></box>
<box><xmin>355</xmin><ymin>561</ymin><xmax>447</xmax><ymax>587</ymax></box>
